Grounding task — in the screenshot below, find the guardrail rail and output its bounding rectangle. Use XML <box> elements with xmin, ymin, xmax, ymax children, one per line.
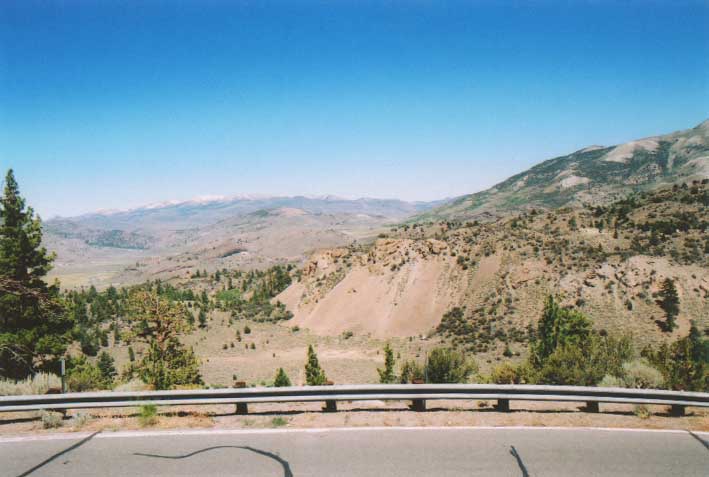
<box><xmin>1</xmin><ymin>384</ymin><xmax>707</xmax><ymax>417</ymax></box>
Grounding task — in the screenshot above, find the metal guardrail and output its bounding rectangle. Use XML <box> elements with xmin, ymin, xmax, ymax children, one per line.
<box><xmin>1</xmin><ymin>384</ymin><xmax>707</xmax><ymax>416</ymax></box>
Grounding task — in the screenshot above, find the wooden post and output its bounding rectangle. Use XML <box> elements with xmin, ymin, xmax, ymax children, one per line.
<box><xmin>670</xmin><ymin>404</ymin><xmax>685</xmax><ymax>417</ymax></box>
<box><xmin>496</xmin><ymin>399</ymin><xmax>510</xmax><ymax>412</ymax></box>
<box><xmin>585</xmin><ymin>401</ymin><xmax>600</xmax><ymax>413</ymax></box>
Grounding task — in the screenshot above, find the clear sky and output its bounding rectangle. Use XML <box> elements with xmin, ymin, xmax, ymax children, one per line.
<box><xmin>1</xmin><ymin>1</ymin><xmax>708</xmax><ymax>218</ymax></box>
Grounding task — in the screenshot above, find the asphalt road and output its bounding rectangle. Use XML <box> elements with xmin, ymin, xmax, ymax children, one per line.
<box><xmin>2</xmin><ymin>426</ymin><xmax>708</xmax><ymax>477</ymax></box>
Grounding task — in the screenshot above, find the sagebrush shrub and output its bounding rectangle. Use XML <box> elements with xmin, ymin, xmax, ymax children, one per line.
<box><xmin>138</xmin><ymin>404</ymin><xmax>158</xmax><ymax>427</ymax></box>
<box><xmin>40</xmin><ymin>410</ymin><xmax>63</xmax><ymax>429</ymax></box>
<box><xmin>621</xmin><ymin>359</ymin><xmax>664</xmax><ymax>389</ymax></box>
<box><xmin>0</xmin><ymin>373</ymin><xmax>61</xmax><ymax>396</ymax></box>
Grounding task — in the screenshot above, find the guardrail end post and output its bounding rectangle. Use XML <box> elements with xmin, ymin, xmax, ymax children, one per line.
<box><xmin>323</xmin><ymin>400</ymin><xmax>337</xmax><ymax>412</ymax></box>
<box><xmin>495</xmin><ymin>399</ymin><xmax>510</xmax><ymax>412</ymax></box>
<box><xmin>670</xmin><ymin>404</ymin><xmax>685</xmax><ymax>417</ymax></box>
<box><xmin>411</xmin><ymin>398</ymin><xmax>426</xmax><ymax>412</ymax></box>
<box><xmin>585</xmin><ymin>401</ymin><xmax>599</xmax><ymax>413</ymax></box>
<box><xmin>235</xmin><ymin>403</ymin><xmax>249</xmax><ymax>415</ymax></box>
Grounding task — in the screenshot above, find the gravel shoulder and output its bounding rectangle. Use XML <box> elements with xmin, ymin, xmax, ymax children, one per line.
<box><xmin>1</xmin><ymin>399</ymin><xmax>707</xmax><ymax>438</ymax></box>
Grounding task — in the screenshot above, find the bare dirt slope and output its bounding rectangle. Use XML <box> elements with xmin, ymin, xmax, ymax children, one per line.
<box><xmin>280</xmin><ymin>240</ymin><xmax>469</xmax><ymax>337</ymax></box>
<box><xmin>279</xmin><ymin>183</ymin><xmax>709</xmax><ymax>357</ymax></box>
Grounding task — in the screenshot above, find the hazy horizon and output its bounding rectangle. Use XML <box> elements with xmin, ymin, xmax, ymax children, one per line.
<box><xmin>2</xmin><ymin>1</ymin><xmax>708</xmax><ymax>217</ymax></box>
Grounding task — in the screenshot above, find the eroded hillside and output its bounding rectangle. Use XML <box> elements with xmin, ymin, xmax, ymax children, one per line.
<box><xmin>279</xmin><ymin>181</ymin><xmax>709</xmax><ymax>358</ymax></box>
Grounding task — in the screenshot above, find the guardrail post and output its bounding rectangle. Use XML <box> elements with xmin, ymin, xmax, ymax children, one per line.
<box><xmin>46</xmin><ymin>387</ymin><xmax>68</xmax><ymax>417</ymax></box>
<box><xmin>495</xmin><ymin>399</ymin><xmax>510</xmax><ymax>412</ymax></box>
<box><xmin>670</xmin><ymin>404</ymin><xmax>685</xmax><ymax>417</ymax></box>
<box><xmin>410</xmin><ymin>379</ymin><xmax>426</xmax><ymax>411</ymax></box>
<box><xmin>411</xmin><ymin>398</ymin><xmax>426</xmax><ymax>412</ymax></box>
<box><xmin>585</xmin><ymin>401</ymin><xmax>599</xmax><ymax>413</ymax></box>
<box><xmin>234</xmin><ymin>381</ymin><xmax>248</xmax><ymax>415</ymax></box>
<box><xmin>323</xmin><ymin>380</ymin><xmax>337</xmax><ymax>412</ymax></box>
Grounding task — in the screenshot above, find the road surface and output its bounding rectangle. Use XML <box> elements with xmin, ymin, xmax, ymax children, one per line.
<box><xmin>2</xmin><ymin>426</ymin><xmax>708</xmax><ymax>476</ymax></box>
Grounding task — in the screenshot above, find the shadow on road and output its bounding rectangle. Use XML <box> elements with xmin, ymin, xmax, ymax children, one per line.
<box><xmin>135</xmin><ymin>445</ymin><xmax>293</xmax><ymax>477</ymax></box>
<box><xmin>688</xmin><ymin>431</ymin><xmax>709</xmax><ymax>452</ymax></box>
<box><xmin>509</xmin><ymin>446</ymin><xmax>530</xmax><ymax>477</ymax></box>
<box><xmin>15</xmin><ymin>431</ymin><xmax>101</xmax><ymax>477</ymax></box>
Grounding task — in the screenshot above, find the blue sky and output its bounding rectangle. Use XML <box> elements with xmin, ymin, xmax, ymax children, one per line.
<box><xmin>1</xmin><ymin>1</ymin><xmax>708</xmax><ymax>218</ymax></box>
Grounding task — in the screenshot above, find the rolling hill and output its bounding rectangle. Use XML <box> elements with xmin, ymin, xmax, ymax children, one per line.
<box><xmin>416</xmin><ymin>119</ymin><xmax>709</xmax><ymax>222</ymax></box>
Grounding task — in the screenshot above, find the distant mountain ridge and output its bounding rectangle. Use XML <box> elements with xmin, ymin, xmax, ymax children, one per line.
<box><xmin>416</xmin><ymin>119</ymin><xmax>709</xmax><ymax>221</ymax></box>
<box><xmin>43</xmin><ymin>194</ymin><xmax>449</xmax><ymax>288</ymax></box>
<box><xmin>51</xmin><ymin>194</ymin><xmax>447</xmax><ymax>232</ymax></box>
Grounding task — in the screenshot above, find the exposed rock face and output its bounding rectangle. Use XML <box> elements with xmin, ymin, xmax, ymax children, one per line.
<box><xmin>280</xmin><ymin>183</ymin><xmax>708</xmax><ymax>351</ymax></box>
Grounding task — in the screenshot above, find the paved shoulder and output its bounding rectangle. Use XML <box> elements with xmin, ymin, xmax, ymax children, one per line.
<box><xmin>2</xmin><ymin>427</ymin><xmax>708</xmax><ymax>477</ymax></box>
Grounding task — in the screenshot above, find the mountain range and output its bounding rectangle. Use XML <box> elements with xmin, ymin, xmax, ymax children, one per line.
<box><xmin>44</xmin><ymin>120</ymin><xmax>708</xmax><ymax>289</ymax></box>
<box><xmin>44</xmin><ymin>195</ymin><xmax>447</xmax><ymax>288</ymax></box>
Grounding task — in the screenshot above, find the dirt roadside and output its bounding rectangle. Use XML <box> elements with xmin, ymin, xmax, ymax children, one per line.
<box><xmin>2</xmin><ymin>400</ymin><xmax>707</xmax><ymax>437</ymax></box>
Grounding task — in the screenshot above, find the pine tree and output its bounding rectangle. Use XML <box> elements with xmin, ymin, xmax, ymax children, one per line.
<box><xmin>126</xmin><ymin>288</ymin><xmax>202</xmax><ymax>389</ymax></box>
<box><xmin>377</xmin><ymin>343</ymin><xmax>397</xmax><ymax>383</ymax></box>
<box><xmin>0</xmin><ymin>169</ymin><xmax>72</xmax><ymax>379</ymax></box>
<box><xmin>273</xmin><ymin>367</ymin><xmax>292</xmax><ymax>387</ymax></box>
<box><xmin>198</xmin><ymin>309</ymin><xmax>207</xmax><ymax>328</ymax></box>
<box><xmin>305</xmin><ymin>345</ymin><xmax>327</xmax><ymax>385</ymax></box>
<box><xmin>128</xmin><ymin>346</ymin><xmax>135</xmax><ymax>362</ymax></box>
<box><xmin>658</xmin><ymin>278</ymin><xmax>679</xmax><ymax>332</ymax></box>
<box><xmin>97</xmin><ymin>350</ymin><xmax>117</xmax><ymax>385</ymax></box>
<box><xmin>530</xmin><ymin>295</ymin><xmax>591</xmax><ymax>368</ymax></box>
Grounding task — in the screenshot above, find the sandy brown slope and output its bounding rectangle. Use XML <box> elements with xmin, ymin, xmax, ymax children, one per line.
<box><xmin>280</xmin><ymin>240</ymin><xmax>470</xmax><ymax>337</ymax></box>
<box><xmin>278</xmin><ymin>183</ymin><xmax>709</xmax><ymax>355</ymax></box>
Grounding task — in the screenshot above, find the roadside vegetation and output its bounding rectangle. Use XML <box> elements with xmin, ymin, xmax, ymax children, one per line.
<box><xmin>0</xmin><ymin>168</ymin><xmax>706</xmax><ymax>399</ymax></box>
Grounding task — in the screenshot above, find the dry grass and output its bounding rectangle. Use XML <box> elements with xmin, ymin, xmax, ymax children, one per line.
<box><xmin>97</xmin><ymin>312</ymin><xmax>444</xmax><ymax>388</ymax></box>
<box><xmin>0</xmin><ymin>373</ymin><xmax>62</xmax><ymax>396</ymax></box>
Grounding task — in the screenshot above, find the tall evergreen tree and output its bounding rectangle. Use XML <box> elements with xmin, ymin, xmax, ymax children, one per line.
<box><xmin>643</xmin><ymin>324</ymin><xmax>708</xmax><ymax>391</ymax></box>
<box><xmin>658</xmin><ymin>278</ymin><xmax>679</xmax><ymax>332</ymax></box>
<box><xmin>97</xmin><ymin>350</ymin><xmax>117</xmax><ymax>385</ymax></box>
<box><xmin>530</xmin><ymin>295</ymin><xmax>591</xmax><ymax>368</ymax></box>
<box><xmin>305</xmin><ymin>344</ymin><xmax>327</xmax><ymax>385</ymax></box>
<box><xmin>126</xmin><ymin>288</ymin><xmax>202</xmax><ymax>389</ymax></box>
<box><xmin>0</xmin><ymin>169</ymin><xmax>72</xmax><ymax>379</ymax></box>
